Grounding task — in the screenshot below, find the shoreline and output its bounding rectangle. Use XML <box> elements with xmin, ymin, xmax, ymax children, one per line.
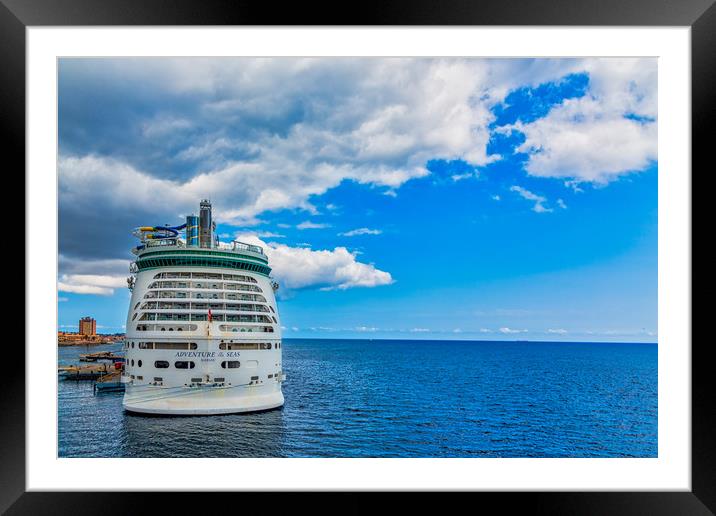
<box><xmin>58</xmin><ymin>340</ymin><xmax>123</xmax><ymax>347</ymax></box>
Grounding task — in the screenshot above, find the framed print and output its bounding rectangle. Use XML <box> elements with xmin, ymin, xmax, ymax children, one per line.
<box><xmin>7</xmin><ymin>0</ymin><xmax>711</xmax><ymax>512</ymax></box>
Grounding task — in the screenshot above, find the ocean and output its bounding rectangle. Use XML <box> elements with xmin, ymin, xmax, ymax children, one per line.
<box><xmin>58</xmin><ymin>338</ymin><xmax>657</xmax><ymax>458</ymax></box>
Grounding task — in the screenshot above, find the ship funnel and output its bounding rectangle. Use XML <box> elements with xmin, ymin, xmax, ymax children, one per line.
<box><xmin>199</xmin><ymin>199</ymin><xmax>213</xmax><ymax>248</ymax></box>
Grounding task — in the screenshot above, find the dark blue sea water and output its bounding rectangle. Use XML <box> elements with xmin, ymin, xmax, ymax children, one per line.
<box><xmin>58</xmin><ymin>339</ymin><xmax>657</xmax><ymax>458</ymax></box>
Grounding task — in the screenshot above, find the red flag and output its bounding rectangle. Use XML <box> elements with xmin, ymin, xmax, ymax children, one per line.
<box><xmin>208</xmin><ymin>308</ymin><xmax>212</xmax><ymax>322</ymax></box>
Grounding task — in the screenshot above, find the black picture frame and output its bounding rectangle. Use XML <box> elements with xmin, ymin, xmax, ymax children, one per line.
<box><xmin>5</xmin><ymin>0</ymin><xmax>709</xmax><ymax>513</ymax></box>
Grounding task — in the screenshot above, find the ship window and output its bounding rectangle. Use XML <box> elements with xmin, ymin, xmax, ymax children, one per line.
<box><xmin>221</xmin><ymin>361</ymin><xmax>241</xmax><ymax>369</ymax></box>
<box><xmin>250</xmin><ymin>376</ymin><xmax>259</xmax><ymax>381</ymax></box>
<box><xmin>191</xmin><ymin>377</ymin><xmax>202</xmax><ymax>383</ymax></box>
<box><xmin>260</xmin><ymin>343</ymin><xmax>272</xmax><ymax>350</ymax></box>
<box><xmin>214</xmin><ymin>377</ymin><xmax>225</xmax><ymax>382</ymax></box>
<box><xmin>136</xmin><ymin>376</ymin><xmax>143</xmax><ymax>381</ymax></box>
<box><xmin>269</xmin><ymin>306</ymin><xmax>275</xmax><ymax>313</ymax></box>
<box><xmin>268</xmin><ymin>374</ymin><xmax>273</xmax><ymax>378</ymax></box>
<box><xmin>154</xmin><ymin>377</ymin><xmax>162</xmax><ymax>382</ymax></box>
<box><xmin>132</xmin><ymin>313</ymin><xmax>138</xmax><ymax>321</ymax></box>
<box><xmin>175</xmin><ymin>361</ymin><xmax>195</xmax><ymax>369</ymax></box>
<box><xmin>138</xmin><ymin>360</ymin><xmax>142</xmax><ymax>367</ymax></box>
<box><xmin>152</xmin><ymin>342</ymin><xmax>197</xmax><ymax>350</ymax></box>
<box><xmin>219</xmin><ymin>342</ymin><xmax>258</xmax><ymax>350</ymax></box>
<box><xmin>131</xmin><ymin>359</ymin><xmax>134</xmax><ymax>366</ymax></box>
<box><xmin>154</xmin><ymin>361</ymin><xmax>170</xmax><ymax>368</ymax></box>
<box><xmin>134</xmin><ymin>302</ymin><xmax>140</xmax><ymax>310</ymax></box>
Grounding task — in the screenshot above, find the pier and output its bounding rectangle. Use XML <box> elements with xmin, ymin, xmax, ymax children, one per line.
<box><xmin>79</xmin><ymin>351</ymin><xmax>125</xmax><ymax>362</ymax></box>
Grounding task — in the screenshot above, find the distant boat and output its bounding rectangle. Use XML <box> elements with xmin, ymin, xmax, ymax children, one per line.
<box><xmin>94</xmin><ymin>370</ymin><xmax>125</xmax><ymax>393</ymax></box>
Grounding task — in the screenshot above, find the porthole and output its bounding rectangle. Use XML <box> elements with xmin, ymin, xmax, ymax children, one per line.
<box><xmin>221</xmin><ymin>361</ymin><xmax>241</xmax><ymax>369</ymax></box>
<box><xmin>131</xmin><ymin>359</ymin><xmax>135</xmax><ymax>366</ymax></box>
<box><xmin>175</xmin><ymin>361</ymin><xmax>196</xmax><ymax>369</ymax></box>
<box><xmin>138</xmin><ymin>360</ymin><xmax>142</xmax><ymax>367</ymax></box>
<box><xmin>154</xmin><ymin>361</ymin><xmax>170</xmax><ymax>368</ymax></box>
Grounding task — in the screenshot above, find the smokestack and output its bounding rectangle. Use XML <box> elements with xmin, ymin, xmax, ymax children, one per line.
<box><xmin>199</xmin><ymin>199</ymin><xmax>213</xmax><ymax>248</ymax></box>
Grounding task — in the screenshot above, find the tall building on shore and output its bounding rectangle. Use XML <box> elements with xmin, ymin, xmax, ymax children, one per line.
<box><xmin>78</xmin><ymin>316</ymin><xmax>96</xmax><ymax>336</ymax></box>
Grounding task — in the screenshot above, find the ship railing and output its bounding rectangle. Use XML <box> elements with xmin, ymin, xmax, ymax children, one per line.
<box><xmin>231</xmin><ymin>241</ymin><xmax>264</xmax><ymax>255</ymax></box>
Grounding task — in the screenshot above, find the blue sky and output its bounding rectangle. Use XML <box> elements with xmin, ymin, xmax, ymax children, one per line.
<box><xmin>58</xmin><ymin>58</ymin><xmax>657</xmax><ymax>342</ymax></box>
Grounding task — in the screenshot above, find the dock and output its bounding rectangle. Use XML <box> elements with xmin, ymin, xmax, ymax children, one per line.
<box><xmin>79</xmin><ymin>351</ymin><xmax>125</xmax><ymax>362</ymax></box>
<box><xmin>59</xmin><ymin>363</ymin><xmax>116</xmax><ymax>380</ymax></box>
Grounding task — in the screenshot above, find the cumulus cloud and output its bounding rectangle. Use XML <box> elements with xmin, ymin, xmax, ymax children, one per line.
<box><xmin>236</xmin><ymin>234</ymin><xmax>393</xmax><ymax>291</ymax></box>
<box><xmin>513</xmin><ymin>58</ymin><xmax>657</xmax><ymax>183</ymax></box>
<box><xmin>57</xmin><ymin>57</ymin><xmax>657</xmax><ymax>295</ymax></box>
<box><xmin>339</xmin><ymin>227</ymin><xmax>382</xmax><ymax>237</ymax></box>
<box><xmin>58</xmin><ymin>57</ymin><xmax>509</xmax><ymax>252</ymax></box>
<box><xmin>58</xmin><ymin>274</ymin><xmax>128</xmax><ymax>296</ymax></box>
<box><xmin>509</xmin><ymin>185</ymin><xmax>552</xmax><ymax>213</ymax></box>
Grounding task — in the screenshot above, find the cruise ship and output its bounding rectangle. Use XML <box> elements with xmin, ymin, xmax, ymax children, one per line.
<box><xmin>122</xmin><ymin>200</ymin><xmax>284</xmax><ymax>415</ymax></box>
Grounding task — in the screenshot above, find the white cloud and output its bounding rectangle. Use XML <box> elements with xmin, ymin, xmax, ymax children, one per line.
<box><xmin>515</xmin><ymin>58</ymin><xmax>657</xmax><ymax>183</ymax></box>
<box><xmin>451</xmin><ymin>172</ymin><xmax>474</xmax><ymax>182</ymax></box>
<box><xmin>59</xmin><ymin>58</ymin><xmax>512</xmax><ymax>227</ymax></box>
<box><xmin>547</xmin><ymin>328</ymin><xmax>568</xmax><ymax>334</ymax></box>
<box><xmin>58</xmin><ymin>297</ymin><xmax>69</xmax><ymax>302</ymax></box>
<box><xmin>509</xmin><ymin>185</ymin><xmax>552</xmax><ymax>213</ymax></box>
<box><xmin>355</xmin><ymin>326</ymin><xmax>378</xmax><ymax>332</ymax></box>
<box><xmin>410</xmin><ymin>328</ymin><xmax>430</xmax><ymax>333</ymax></box>
<box><xmin>499</xmin><ymin>327</ymin><xmax>528</xmax><ymax>334</ymax></box>
<box><xmin>491</xmin><ymin>195</ymin><xmax>501</xmax><ymax>201</ymax></box>
<box><xmin>296</xmin><ymin>221</ymin><xmax>330</xmax><ymax>230</ymax></box>
<box><xmin>339</xmin><ymin>227</ymin><xmax>382</xmax><ymax>237</ymax></box>
<box><xmin>59</xmin><ymin>58</ymin><xmax>658</xmax><ymax>255</ymax></box>
<box><xmin>557</xmin><ymin>198</ymin><xmax>567</xmax><ymax>209</ymax></box>
<box><xmin>236</xmin><ymin>234</ymin><xmax>393</xmax><ymax>291</ymax></box>
<box><xmin>58</xmin><ymin>274</ymin><xmax>128</xmax><ymax>296</ymax></box>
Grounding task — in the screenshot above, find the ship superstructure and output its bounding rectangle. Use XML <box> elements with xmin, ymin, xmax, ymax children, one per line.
<box><xmin>122</xmin><ymin>200</ymin><xmax>284</xmax><ymax>415</ymax></box>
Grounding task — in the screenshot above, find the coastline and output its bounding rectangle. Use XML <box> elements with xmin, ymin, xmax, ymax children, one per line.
<box><xmin>58</xmin><ymin>338</ymin><xmax>124</xmax><ymax>347</ymax></box>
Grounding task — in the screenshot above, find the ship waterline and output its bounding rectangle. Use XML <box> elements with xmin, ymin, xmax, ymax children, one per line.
<box><xmin>123</xmin><ymin>200</ymin><xmax>284</xmax><ymax>415</ymax></box>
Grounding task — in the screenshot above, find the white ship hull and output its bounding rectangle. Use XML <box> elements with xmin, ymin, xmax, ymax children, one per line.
<box><xmin>123</xmin><ymin>262</ymin><xmax>284</xmax><ymax>416</ymax></box>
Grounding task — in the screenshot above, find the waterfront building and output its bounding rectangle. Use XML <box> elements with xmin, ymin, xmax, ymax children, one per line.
<box><xmin>79</xmin><ymin>317</ymin><xmax>97</xmax><ymax>336</ymax></box>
